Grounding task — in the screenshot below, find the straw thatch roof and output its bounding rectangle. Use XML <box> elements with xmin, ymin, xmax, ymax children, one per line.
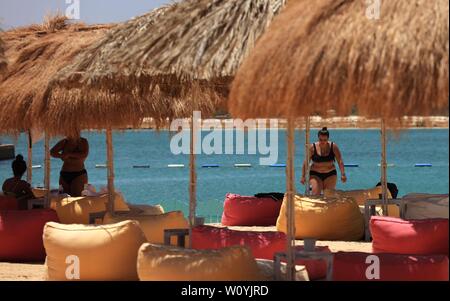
<box><xmin>0</xmin><ymin>36</ymin><xmax>6</xmax><ymax>78</ymax></box>
<box><xmin>0</xmin><ymin>16</ymin><xmax>112</xmax><ymax>135</ymax></box>
<box><xmin>40</xmin><ymin>0</ymin><xmax>286</xmax><ymax>136</ymax></box>
<box><xmin>229</xmin><ymin>0</ymin><xmax>449</xmax><ymax>119</ymax></box>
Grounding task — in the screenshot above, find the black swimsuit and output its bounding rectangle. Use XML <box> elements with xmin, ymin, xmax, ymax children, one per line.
<box><xmin>60</xmin><ymin>169</ymin><xmax>87</xmax><ymax>186</ymax></box>
<box><xmin>310</xmin><ymin>142</ymin><xmax>337</xmax><ymax>181</ymax></box>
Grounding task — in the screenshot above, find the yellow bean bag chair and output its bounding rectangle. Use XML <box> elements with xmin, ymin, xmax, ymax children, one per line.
<box><xmin>324</xmin><ymin>187</ymin><xmax>399</xmax><ymax>217</ymax></box>
<box><xmin>127</xmin><ymin>204</ymin><xmax>165</xmax><ymax>215</ymax></box>
<box><xmin>43</xmin><ymin>220</ymin><xmax>146</xmax><ymax>281</ymax></box>
<box><xmin>50</xmin><ymin>193</ymin><xmax>129</xmax><ymax>224</ymax></box>
<box><xmin>276</xmin><ymin>195</ymin><xmax>364</xmax><ymax>241</ymax></box>
<box><xmin>137</xmin><ymin>244</ymin><xmax>263</xmax><ymax>281</ymax></box>
<box><xmin>103</xmin><ymin>211</ymin><xmax>189</xmax><ymax>245</ymax></box>
<box><xmin>32</xmin><ymin>188</ymin><xmax>48</xmax><ymax>198</ymax></box>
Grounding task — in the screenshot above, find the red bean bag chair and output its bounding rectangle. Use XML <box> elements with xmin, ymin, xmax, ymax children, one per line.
<box><xmin>284</xmin><ymin>246</ymin><xmax>331</xmax><ymax>281</ymax></box>
<box><xmin>370</xmin><ymin>216</ymin><xmax>449</xmax><ymax>255</ymax></box>
<box><xmin>0</xmin><ymin>209</ymin><xmax>59</xmax><ymax>262</ymax></box>
<box><xmin>221</xmin><ymin>193</ymin><xmax>282</xmax><ymax>226</ymax></box>
<box><xmin>192</xmin><ymin>225</ymin><xmax>285</xmax><ymax>260</ymax></box>
<box><xmin>0</xmin><ymin>195</ymin><xmax>18</xmax><ymax>210</ymax></box>
<box><xmin>333</xmin><ymin>252</ymin><xmax>449</xmax><ymax>281</ymax></box>
<box><xmin>192</xmin><ymin>225</ymin><xmax>329</xmax><ymax>280</ymax></box>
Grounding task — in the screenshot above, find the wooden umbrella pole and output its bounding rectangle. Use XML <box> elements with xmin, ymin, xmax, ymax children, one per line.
<box><xmin>44</xmin><ymin>133</ymin><xmax>51</xmax><ymax>208</ymax></box>
<box><xmin>27</xmin><ymin>130</ymin><xmax>33</xmax><ymax>184</ymax></box>
<box><xmin>304</xmin><ymin>117</ymin><xmax>311</xmax><ymax>195</ymax></box>
<box><xmin>106</xmin><ymin>128</ymin><xmax>115</xmax><ymax>215</ymax></box>
<box><xmin>381</xmin><ymin>119</ymin><xmax>389</xmax><ymax>215</ymax></box>
<box><xmin>188</xmin><ymin>115</ymin><xmax>197</xmax><ymax>248</ymax></box>
<box><xmin>285</xmin><ymin>118</ymin><xmax>296</xmax><ymax>281</ymax></box>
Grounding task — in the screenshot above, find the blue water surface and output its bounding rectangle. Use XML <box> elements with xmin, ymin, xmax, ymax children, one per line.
<box><xmin>1</xmin><ymin>129</ymin><xmax>448</xmax><ymax>221</ymax></box>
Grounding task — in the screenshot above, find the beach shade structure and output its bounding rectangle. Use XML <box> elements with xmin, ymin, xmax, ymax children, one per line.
<box><xmin>0</xmin><ymin>36</ymin><xmax>7</xmax><ymax>79</ymax></box>
<box><xmin>41</xmin><ymin>0</ymin><xmax>286</xmax><ymax>239</ymax></box>
<box><xmin>229</xmin><ymin>0</ymin><xmax>449</xmax><ymax>279</ymax></box>
<box><xmin>0</xmin><ymin>15</ymin><xmax>112</xmax><ymax>203</ymax></box>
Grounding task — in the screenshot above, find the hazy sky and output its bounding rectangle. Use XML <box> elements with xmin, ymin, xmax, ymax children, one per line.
<box><xmin>0</xmin><ymin>0</ymin><xmax>172</xmax><ymax>29</ymax></box>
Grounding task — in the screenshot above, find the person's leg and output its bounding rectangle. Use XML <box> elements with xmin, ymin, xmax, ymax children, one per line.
<box><xmin>70</xmin><ymin>173</ymin><xmax>88</xmax><ymax>197</ymax></box>
<box><xmin>323</xmin><ymin>174</ymin><xmax>337</xmax><ymax>192</ymax></box>
<box><xmin>309</xmin><ymin>176</ymin><xmax>323</xmax><ymax>195</ymax></box>
<box><xmin>59</xmin><ymin>176</ymin><xmax>70</xmax><ymax>194</ymax></box>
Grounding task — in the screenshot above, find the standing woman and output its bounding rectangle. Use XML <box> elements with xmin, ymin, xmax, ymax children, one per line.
<box><xmin>50</xmin><ymin>133</ymin><xmax>89</xmax><ymax>197</ymax></box>
<box><xmin>301</xmin><ymin>127</ymin><xmax>346</xmax><ymax>195</ymax></box>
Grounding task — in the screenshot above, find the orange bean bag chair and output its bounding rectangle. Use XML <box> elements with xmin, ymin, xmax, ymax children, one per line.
<box><xmin>221</xmin><ymin>193</ymin><xmax>282</xmax><ymax>226</ymax></box>
<box><xmin>277</xmin><ymin>195</ymin><xmax>364</xmax><ymax>241</ymax></box>
<box><xmin>333</xmin><ymin>252</ymin><xmax>449</xmax><ymax>281</ymax></box>
<box><xmin>0</xmin><ymin>195</ymin><xmax>18</xmax><ymax>210</ymax></box>
<box><xmin>0</xmin><ymin>209</ymin><xmax>59</xmax><ymax>262</ymax></box>
<box><xmin>370</xmin><ymin>216</ymin><xmax>449</xmax><ymax>255</ymax></box>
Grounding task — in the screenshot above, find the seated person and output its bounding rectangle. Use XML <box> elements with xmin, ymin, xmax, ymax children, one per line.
<box><xmin>2</xmin><ymin>154</ymin><xmax>35</xmax><ymax>210</ymax></box>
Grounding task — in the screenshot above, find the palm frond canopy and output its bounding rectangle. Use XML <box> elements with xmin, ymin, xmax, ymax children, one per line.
<box><xmin>0</xmin><ymin>36</ymin><xmax>7</xmax><ymax>78</ymax></box>
<box><xmin>40</xmin><ymin>0</ymin><xmax>286</xmax><ymax>136</ymax></box>
<box><xmin>0</xmin><ymin>16</ymin><xmax>112</xmax><ymax>135</ymax></box>
<box><xmin>229</xmin><ymin>0</ymin><xmax>449</xmax><ymax>119</ymax></box>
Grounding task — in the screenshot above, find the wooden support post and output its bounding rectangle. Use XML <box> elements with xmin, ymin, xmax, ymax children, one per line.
<box><xmin>27</xmin><ymin>130</ymin><xmax>32</xmax><ymax>184</ymax></box>
<box><xmin>44</xmin><ymin>133</ymin><xmax>51</xmax><ymax>208</ymax></box>
<box><xmin>380</xmin><ymin>119</ymin><xmax>389</xmax><ymax>215</ymax></box>
<box><xmin>305</xmin><ymin>117</ymin><xmax>311</xmax><ymax>195</ymax></box>
<box><xmin>188</xmin><ymin>115</ymin><xmax>197</xmax><ymax>249</ymax></box>
<box><xmin>106</xmin><ymin>128</ymin><xmax>115</xmax><ymax>215</ymax></box>
<box><xmin>285</xmin><ymin>118</ymin><xmax>296</xmax><ymax>281</ymax></box>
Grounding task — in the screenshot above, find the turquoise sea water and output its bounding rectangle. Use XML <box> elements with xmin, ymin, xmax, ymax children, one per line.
<box><xmin>1</xmin><ymin>129</ymin><xmax>448</xmax><ymax>221</ymax></box>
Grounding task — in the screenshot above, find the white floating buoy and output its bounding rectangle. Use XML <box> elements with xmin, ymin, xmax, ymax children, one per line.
<box><xmin>95</xmin><ymin>164</ymin><xmax>107</xmax><ymax>168</ymax></box>
<box><xmin>168</xmin><ymin>164</ymin><xmax>185</xmax><ymax>168</ymax></box>
<box><xmin>234</xmin><ymin>164</ymin><xmax>252</xmax><ymax>168</ymax></box>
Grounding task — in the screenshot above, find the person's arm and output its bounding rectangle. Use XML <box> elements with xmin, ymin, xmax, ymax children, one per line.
<box><xmin>2</xmin><ymin>180</ymin><xmax>8</xmax><ymax>194</ymax></box>
<box><xmin>334</xmin><ymin>143</ymin><xmax>347</xmax><ymax>183</ymax></box>
<box><xmin>22</xmin><ymin>182</ymin><xmax>36</xmax><ymax>199</ymax></box>
<box><xmin>50</xmin><ymin>139</ymin><xmax>66</xmax><ymax>159</ymax></box>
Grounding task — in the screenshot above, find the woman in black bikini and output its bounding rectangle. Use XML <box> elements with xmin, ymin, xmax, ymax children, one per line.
<box><xmin>301</xmin><ymin>127</ymin><xmax>346</xmax><ymax>195</ymax></box>
<box><xmin>50</xmin><ymin>133</ymin><xmax>89</xmax><ymax>197</ymax></box>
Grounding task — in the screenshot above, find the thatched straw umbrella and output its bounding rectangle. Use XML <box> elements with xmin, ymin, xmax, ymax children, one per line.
<box><xmin>41</xmin><ymin>0</ymin><xmax>286</xmax><ymax>243</ymax></box>
<box><xmin>229</xmin><ymin>0</ymin><xmax>449</xmax><ymax>280</ymax></box>
<box><xmin>0</xmin><ymin>15</ymin><xmax>112</xmax><ymax>201</ymax></box>
<box><xmin>0</xmin><ymin>37</ymin><xmax>7</xmax><ymax>78</ymax></box>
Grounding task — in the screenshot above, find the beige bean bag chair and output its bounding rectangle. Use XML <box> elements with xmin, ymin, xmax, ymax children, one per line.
<box><xmin>277</xmin><ymin>195</ymin><xmax>364</xmax><ymax>241</ymax></box>
<box><xmin>127</xmin><ymin>204</ymin><xmax>164</xmax><ymax>215</ymax></box>
<box><xmin>137</xmin><ymin>244</ymin><xmax>264</xmax><ymax>281</ymax></box>
<box><xmin>324</xmin><ymin>187</ymin><xmax>399</xmax><ymax>217</ymax></box>
<box><xmin>44</xmin><ymin>220</ymin><xmax>146</xmax><ymax>281</ymax></box>
<box><xmin>50</xmin><ymin>193</ymin><xmax>129</xmax><ymax>224</ymax></box>
<box><xmin>103</xmin><ymin>211</ymin><xmax>188</xmax><ymax>245</ymax></box>
<box><xmin>402</xmin><ymin>193</ymin><xmax>449</xmax><ymax>219</ymax></box>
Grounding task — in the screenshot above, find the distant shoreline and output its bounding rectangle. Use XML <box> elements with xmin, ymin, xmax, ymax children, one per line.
<box><xmin>136</xmin><ymin>116</ymin><xmax>449</xmax><ymax>130</ymax></box>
